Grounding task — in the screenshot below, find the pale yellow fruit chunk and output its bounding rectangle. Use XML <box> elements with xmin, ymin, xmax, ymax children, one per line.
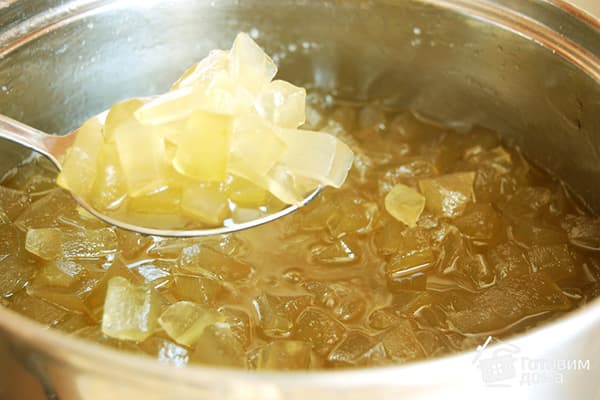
<box><xmin>112</xmin><ymin>103</ymin><xmax>168</xmax><ymax>197</ymax></box>
<box><xmin>172</xmin><ymin>111</ymin><xmax>231</xmax><ymax>181</ymax></box>
<box><xmin>135</xmin><ymin>87</ymin><xmax>196</xmax><ymax>126</ymax></box>
<box><xmin>101</xmin><ymin>276</ymin><xmax>160</xmax><ymax>341</ymax></box>
<box><xmin>158</xmin><ymin>301</ymin><xmax>225</xmax><ymax>346</ymax></box>
<box><xmin>229</xmin><ymin>177</ymin><xmax>268</xmax><ymax>208</ymax></box>
<box><xmin>103</xmin><ymin>98</ymin><xmax>146</xmax><ymax>142</ymax></box>
<box><xmin>181</xmin><ymin>186</ymin><xmax>229</xmax><ymax>225</ymax></box>
<box><xmin>128</xmin><ymin>187</ymin><xmax>181</xmax><ymax>214</ymax></box>
<box><xmin>418</xmin><ymin>172</ymin><xmax>476</xmax><ymax>218</ymax></box>
<box><xmin>89</xmin><ymin>143</ymin><xmax>127</xmax><ymax>211</ymax></box>
<box><xmin>228</xmin><ymin>115</ymin><xmax>286</xmax><ymax>178</ymax></box>
<box><xmin>384</xmin><ymin>183</ymin><xmax>426</xmax><ymax>227</ymax></box>
<box><xmin>256</xmin><ymin>80</ymin><xmax>306</xmax><ymax>128</ymax></box>
<box><xmin>229</xmin><ymin>32</ymin><xmax>277</xmax><ymax>95</ymax></box>
<box><xmin>171</xmin><ymin>49</ymin><xmax>230</xmax><ymax>90</ymax></box>
<box><xmin>56</xmin><ymin>116</ymin><xmax>103</xmax><ymax>198</ymax></box>
<box><xmin>277</xmin><ymin>128</ymin><xmax>354</xmax><ymax>188</ymax></box>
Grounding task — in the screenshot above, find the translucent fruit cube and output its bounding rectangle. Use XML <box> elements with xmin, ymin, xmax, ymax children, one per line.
<box><xmin>89</xmin><ymin>143</ymin><xmax>127</xmax><ymax>211</ymax></box>
<box><xmin>56</xmin><ymin>116</ymin><xmax>104</xmax><ymax>198</ymax></box>
<box><xmin>172</xmin><ymin>111</ymin><xmax>232</xmax><ymax>181</ymax></box>
<box><xmin>253</xmin><ymin>293</ymin><xmax>311</xmax><ymax>337</ymax></box>
<box><xmin>25</xmin><ymin>228</ymin><xmax>118</xmax><ymax>260</ymax></box>
<box><xmin>228</xmin><ymin>114</ymin><xmax>286</xmax><ymax>179</ymax></box>
<box><xmin>228</xmin><ymin>177</ymin><xmax>268</xmax><ymax>208</ymax></box>
<box><xmin>180</xmin><ymin>186</ymin><xmax>229</xmax><ymax>226</ymax></box>
<box><xmin>178</xmin><ymin>243</ymin><xmax>254</xmax><ymax>282</ymax></box>
<box><xmin>380</xmin><ymin>320</ymin><xmax>425</xmax><ymax>361</ymax></box>
<box><xmin>384</xmin><ymin>183</ymin><xmax>426</xmax><ymax>227</ymax></box>
<box><xmin>190</xmin><ymin>325</ymin><xmax>247</xmax><ymax>368</ymax></box>
<box><xmin>170</xmin><ymin>49</ymin><xmax>230</xmax><ymax>91</ymax></box>
<box><xmin>101</xmin><ymin>276</ymin><xmax>160</xmax><ymax>341</ymax></box>
<box><xmin>128</xmin><ymin>187</ymin><xmax>181</xmax><ymax>215</ymax></box>
<box><xmin>158</xmin><ymin>301</ymin><xmax>225</xmax><ymax>347</ymax></box>
<box><xmin>112</xmin><ymin>101</ymin><xmax>168</xmax><ymax>197</ymax></box>
<box><xmin>173</xmin><ymin>273</ymin><xmax>230</xmax><ymax>306</ymax></box>
<box><xmin>328</xmin><ymin>331</ymin><xmax>386</xmax><ymax>366</ymax></box>
<box><xmin>418</xmin><ymin>172</ymin><xmax>476</xmax><ymax>218</ymax></box>
<box><xmin>277</xmin><ymin>128</ymin><xmax>354</xmax><ymax>188</ymax></box>
<box><xmin>103</xmin><ymin>98</ymin><xmax>146</xmax><ymax>141</ymax></box>
<box><xmin>255</xmin><ymin>340</ymin><xmax>313</xmax><ymax>370</ymax></box>
<box><xmin>293</xmin><ymin>308</ymin><xmax>345</xmax><ymax>356</ymax></box>
<box><xmin>135</xmin><ymin>87</ymin><xmax>196</xmax><ymax>126</ymax></box>
<box><xmin>0</xmin><ymin>185</ymin><xmax>31</xmax><ymax>221</ymax></box>
<box><xmin>446</xmin><ymin>272</ymin><xmax>571</xmax><ymax>334</ymax></box>
<box><xmin>255</xmin><ymin>80</ymin><xmax>306</xmax><ymax>128</ymax></box>
<box><xmin>229</xmin><ymin>32</ymin><xmax>277</xmax><ymax>95</ymax></box>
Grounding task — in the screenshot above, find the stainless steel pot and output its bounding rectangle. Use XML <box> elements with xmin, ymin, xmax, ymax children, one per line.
<box><xmin>0</xmin><ymin>1</ymin><xmax>599</xmax><ymax>399</ymax></box>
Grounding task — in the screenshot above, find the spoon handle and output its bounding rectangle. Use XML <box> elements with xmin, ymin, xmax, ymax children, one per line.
<box><xmin>0</xmin><ymin>114</ymin><xmax>74</xmax><ymax>170</ymax></box>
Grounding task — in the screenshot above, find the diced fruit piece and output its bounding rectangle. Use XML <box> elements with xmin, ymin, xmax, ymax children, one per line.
<box><xmin>277</xmin><ymin>128</ymin><xmax>354</xmax><ymax>188</ymax></box>
<box><xmin>386</xmin><ymin>227</ymin><xmax>434</xmax><ymax>282</ymax></box>
<box><xmin>158</xmin><ymin>301</ymin><xmax>225</xmax><ymax>346</ymax></box>
<box><xmin>180</xmin><ymin>186</ymin><xmax>229</xmax><ymax>226</ymax></box>
<box><xmin>311</xmin><ymin>239</ymin><xmax>358</xmax><ymax>265</ymax></box>
<box><xmin>8</xmin><ymin>291</ymin><xmax>68</xmax><ymax>327</ymax></box>
<box><xmin>0</xmin><ymin>252</ymin><xmax>36</xmax><ymax>298</ymax></box>
<box><xmin>178</xmin><ymin>244</ymin><xmax>253</xmax><ymax>283</ymax></box>
<box><xmin>89</xmin><ymin>144</ymin><xmax>127</xmax><ymax>211</ymax></box>
<box><xmin>103</xmin><ymin>99</ymin><xmax>146</xmax><ymax>142</ymax></box>
<box><xmin>229</xmin><ymin>32</ymin><xmax>277</xmax><ymax>95</ymax></box>
<box><xmin>293</xmin><ymin>308</ymin><xmax>345</xmax><ymax>356</ymax></box>
<box><xmin>190</xmin><ymin>325</ymin><xmax>247</xmax><ymax>367</ymax></box>
<box><xmin>454</xmin><ymin>203</ymin><xmax>503</xmax><ymax>241</ymax></box>
<box><xmin>172</xmin><ymin>111</ymin><xmax>231</xmax><ymax>181</ymax></box>
<box><xmin>56</xmin><ymin>116</ymin><xmax>103</xmax><ymax>198</ymax></box>
<box><xmin>254</xmin><ymin>293</ymin><xmax>311</xmax><ymax>337</ymax></box>
<box><xmin>328</xmin><ymin>331</ymin><xmax>386</xmax><ymax>366</ymax></box>
<box><xmin>256</xmin><ymin>80</ymin><xmax>306</xmax><ymax>128</ymax></box>
<box><xmin>86</xmin><ymin>257</ymin><xmax>137</xmax><ymax>309</ymax></box>
<box><xmin>562</xmin><ymin>215</ymin><xmax>600</xmax><ymax>251</ymax></box>
<box><xmin>380</xmin><ymin>320</ymin><xmax>424</xmax><ymax>361</ymax></box>
<box><xmin>15</xmin><ymin>188</ymin><xmax>79</xmax><ymax>230</ymax></box>
<box><xmin>112</xmin><ymin>102</ymin><xmax>167</xmax><ymax>196</ymax></box>
<box><xmin>0</xmin><ymin>185</ymin><xmax>30</xmax><ymax>221</ymax></box>
<box><xmin>303</xmin><ymin>281</ymin><xmax>367</xmax><ymax>322</ymax></box>
<box><xmin>228</xmin><ymin>115</ymin><xmax>286</xmax><ymax>178</ymax></box>
<box><xmin>418</xmin><ymin>172</ymin><xmax>475</xmax><ymax>218</ymax></box>
<box><xmin>25</xmin><ymin>228</ymin><xmax>62</xmax><ymax>259</ymax></box>
<box><xmin>384</xmin><ymin>183</ymin><xmax>425</xmax><ymax>227</ymax></box>
<box><xmin>255</xmin><ymin>340</ymin><xmax>312</xmax><ymax>370</ymax></box>
<box><xmin>487</xmin><ymin>241</ymin><xmax>530</xmax><ymax>280</ymax></box>
<box><xmin>101</xmin><ymin>277</ymin><xmax>160</xmax><ymax>341</ymax></box>
<box><xmin>135</xmin><ymin>87</ymin><xmax>196</xmax><ymax>125</ymax></box>
<box><xmin>526</xmin><ymin>245</ymin><xmax>577</xmax><ymax>281</ymax></box>
<box><xmin>26</xmin><ymin>284</ymin><xmax>89</xmax><ymax>314</ymax></box>
<box><xmin>173</xmin><ymin>274</ymin><xmax>229</xmax><ymax>305</ymax></box>
<box><xmin>229</xmin><ymin>177</ymin><xmax>268</xmax><ymax>208</ymax></box>
<box><xmin>171</xmin><ymin>50</ymin><xmax>230</xmax><ymax>90</ymax></box>
<box><xmin>25</xmin><ymin>228</ymin><xmax>117</xmax><ymax>260</ymax></box>
<box><xmin>446</xmin><ymin>272</ymin><xmax>571</xmax><ymax>334</ymax></box>
<box><xmin>128</xmin><ymin>187</ymin><xmax>181</xmax><ymax>214</ymax></box>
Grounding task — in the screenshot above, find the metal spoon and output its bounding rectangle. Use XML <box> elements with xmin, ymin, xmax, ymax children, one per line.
<box><xmin>0</xmin><ymin>113</ymin><xmax>321</xmax><ymax>237</ymax></box>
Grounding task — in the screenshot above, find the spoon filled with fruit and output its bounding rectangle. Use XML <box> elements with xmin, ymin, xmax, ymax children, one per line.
<box><xmin>0</xmin><ymin>33</ymin><xmax>354</xmax><ymax>237</ymax></box>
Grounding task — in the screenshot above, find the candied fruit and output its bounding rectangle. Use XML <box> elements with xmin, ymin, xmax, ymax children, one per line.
<box><xmin>419</xmin><ymin>172</ymin><xmax>475</xmax><ymax>218</ymax></box>
<box><xmin>101</xmin><ymin>277</ymin><xmax>160</xmax><ymax>341</ymax></box>
<box><xmin>3</xmin><ymin>88</ymin><xmax>600</xmax><ymax>372</ymax></box>
<box><xmin>56</xmin><ymin>33</ymin><xmax>353</xmax><ymax>230</ymax></box>
<box><xmin>158</xmin><ymin>301</ymin><xmax>225</xmax><ymax>346</ymax></box>
<box><xmin>384</xmin><ymin>183</ymin><xmax>426</xmax><ymax>227</ymax></box>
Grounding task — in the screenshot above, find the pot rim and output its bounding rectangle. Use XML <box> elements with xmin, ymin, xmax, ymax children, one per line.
<box><xmin>0</xmin><ymin>0</ymin><xmax>599</xmax><ymax>388</ymax></box>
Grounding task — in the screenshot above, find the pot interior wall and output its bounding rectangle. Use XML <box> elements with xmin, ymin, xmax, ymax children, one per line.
<box><xmin>0</xmin><ymin>0</ymin><xmax>599</xmax><ymax>209</ymax></box>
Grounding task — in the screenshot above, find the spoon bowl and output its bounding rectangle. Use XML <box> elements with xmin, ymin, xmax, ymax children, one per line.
<box><xmin>0</xmin><ymin>112</ymin><xmax>321</xmax><ymax>237</ymax></box>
